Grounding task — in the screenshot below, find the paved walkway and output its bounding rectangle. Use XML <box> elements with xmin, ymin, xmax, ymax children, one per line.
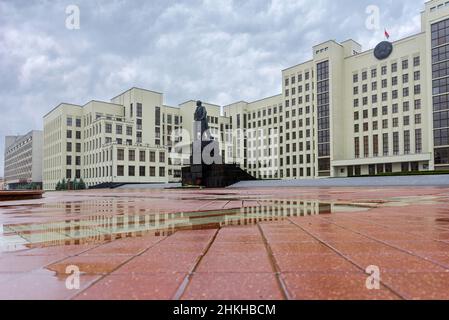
<box><xmin>231</xmin><ymin>174</ymin><xmax>449</xmax><ymax>188</ymax></box>
<box><xmin>1</xmin><ymin>186</ymin><xmax>449</xmax><ymax>299</ymax></box>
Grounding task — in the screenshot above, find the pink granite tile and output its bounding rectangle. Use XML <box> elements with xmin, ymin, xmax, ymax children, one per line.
<box><xmin>0</xmin><ymin>255</ymin><xmax>66</xmax><ymax>273</ymax></box>
<box><xmin>274</xmin><ymin>254</ymin><xmax>360</xmax><ymax>273</ymax></box>
<box><xmin>182</xmin><ymin>273</ymin><xmax>283</xmax><ymax>300</ymax></box>
<box><xmin>382</xmin><ymin>272</ymin><xmax>449</xmax><ymax>300</ymax></box>
<box><xmin>282</xmin><ymin>272</ymin><xmax>400</xmax><ymax>300</ymax></box>
<box><xmin>0</xmin><ymin>270</ymin><xmax>101</xmax><ymax>300</ymax></box>
<box><xmin>81</xmin><ymin>236</ymin><xmax>162</xmax><ymax>256</ymax></box>
<box><xmin>114</xmin><ymin>253</ymin><xmax>201</xmax><ymax>274</ymax></box>
<box><xmin>46</xmin><ymin>255</ymin><xmax>132</xmax><ymax>275</ymax></box>
<box><xmin>75</xmin><ymin>273</ymin><xmax>186</xmax><ymax>300</ymax></box>
<box><xmin>269</xmin><ymin>242</ymin><xmax>334</xmax><ymax>255</ymax></box>
<box><xmin>348</xmin><ymin>252</ymin><xmax>446</xmax><ymax>272</ymax></box>
<box><xmin>196</xmin><ymin>253</ymin><xmax>272</xmax><ymax>273</ymax></box>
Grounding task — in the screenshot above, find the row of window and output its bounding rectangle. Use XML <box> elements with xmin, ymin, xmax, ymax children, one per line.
<box><xmin>353</xmin><ymin>57</ymin><xmax>420</xmax><ymax>83</ymax></box>
<box><xmin>116</xmin><ymin>165</ymin><xmax>166</xmax><ymax>177</ymax></box>
<box><xmin>116</xmin><ymin>149</ymin><xmax>165</xmax><ymax>162</ymax></box>
<box><xmin>284</xmin><ymin>70</ymin><xmax>312</xmax><ymax>86</ymax></box>
<box><xmin>353</xmin><ymin>72</ymin><xmax>421</xmax><ymax>95</ymax></box>
<box><xmin>354</xmin><ymin>115</ymin><xmax>422</xmax><ymax>133</ymax></box>
<box><xmin>353</xmin><ymin>86</ymin><xmax>421</xmax><ymax>107</ymax></box>
<box><xmin>354</xmin><ymin>101</ymin><xmax>422</xmax><ymax>119</ymax></box>
<box><xmin>354</xmin><ymin>129</ymin><xmax>422</xmax><ymax>158</ymax></box>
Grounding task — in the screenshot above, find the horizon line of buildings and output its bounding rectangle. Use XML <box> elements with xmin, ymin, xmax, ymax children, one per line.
<box><xmin>3</xmin><ymin>0</ymin><xmax>449</xmax><ymax>191</ymax></box>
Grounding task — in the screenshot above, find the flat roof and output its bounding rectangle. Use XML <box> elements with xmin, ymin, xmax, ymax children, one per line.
<box><xmin>110</xmin><ymin>87</ymin><xmax>163</xmax><ymax>101</ymax></box>
<box><xmin>179</xmin><ymin>100</ymin><xmax>221</xmax><ymax>108</ymax></box>
<box><xmin>43</xmin><ymin>103</ymin><xmax>83</xmax><ymax>118</ymax></box>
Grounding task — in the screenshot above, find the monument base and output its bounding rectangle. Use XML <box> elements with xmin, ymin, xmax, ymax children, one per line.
<box><xmin>181</xmin><ymin>164</ymin><xmax>256</xmax><ymax>188</ymax></box>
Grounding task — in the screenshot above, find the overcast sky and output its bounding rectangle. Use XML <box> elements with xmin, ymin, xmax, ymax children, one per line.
<box><xmin>0</xmin><ymin>0</ymin><xmax>424</xmax><ymax>176</ymax></box>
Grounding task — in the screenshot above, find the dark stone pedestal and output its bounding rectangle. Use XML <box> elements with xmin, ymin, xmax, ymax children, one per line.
<box><xmin>182</xmin><ymin>163</ymin><xmax>256</xmax><ymax>188</ymax></box>
<box><xmin>182</xmin><ymin>139</ymin><xmax>256</xmax><ymax>188</ymax></box>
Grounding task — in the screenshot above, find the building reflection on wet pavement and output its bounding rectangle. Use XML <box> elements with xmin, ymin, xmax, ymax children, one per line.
<box><xmin>1</xmin><ymin>186</ymin><xmax>449</xmax><ymax>300</ymax></box>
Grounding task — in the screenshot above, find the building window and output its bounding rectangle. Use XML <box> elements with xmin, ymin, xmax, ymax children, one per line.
<box><xmin>139</xmin><ymin>150</ymin><xmax>146</xmax><ymax>162</ymax></box>
<box><xmin>414</xmin><ymin>56</ymin><xmax>420</xmax><ymax>67</ymax></box>
<box><xmin>363</xmin><ymin>136</ymin><xmax>369</xmax><ymax>157</ymax></box>
<box><xmin>383</xmin><ymin>133</ymin><xmax>389</xmax><ymax>156</ymax></box>
<box><xmin>66</xmin><ymin>169</ymin><xmax>72</xmax><ymax>179</ymax></box>
<box><xmin>117</xmin><ymin>165</ymin><xmax>124</xmax><ymax>176</ymax></box>
<box><xmin>66</xmin><ymin>156</ymin><xmax>72</xmax><ymax>165</ymax></box>
<box><xmin>106</xmin><ymin>123</ymin><xmax>112</xmax><ymax>133</ymax></box>
<box><xmin>402</xmin><ymin>59</ymin><xmax>409</xmax><ymax>70</ymax></box>
<box><xmin>129</xmin><ymin>150</ymin><xmax>135</xmax><ymax>161</ymax></box>
<box><xmin>137</xmin><ymin>103</ymin><xmax>142</xmax><ymax>117</ymax></box>
<box><xmin>128</xmin><ymin>166</ymin><xmax>135</xmax><ymax>176</ymax></box>
<box><xmin>404</xmin><ymin>116</ymin><xmax>410</xmax><ymax>126</ymax></box>
<box><xmin>415</xmin><ymin>99</ymin><xmax>421</xmax><ymax>110</ymax></box>
<box><xmin>393</xmin><ymin>132</ymin><xmax>399</xmax><ymax>155</ymax></box>
<box><xmin>116</xmin><ymin>125</ymin><xmax>122</xmax><ymax>135</ymax></box>
<box><xmin>117</xmin><ymin>149</ymin><xmax>124</xmax><ymax>161</ymax></box>
<box><xmin>159</xmin><ymin>167</ymin><xmax>166</xmax><ymax>177</ymax></box>
<box><xmin>149</xmin><ymin>166</ymin><xmax>156</xmax><ymax>176</ymax></box>
<box><xmin>67</xmin><ymin>142</ymin><xmax>72</xmax><ymax>152</ymax></box>
<box><xmin>373</xmin><ymin>135</ymin><xmax>379</xmax><ymax>156</ymax></box>
<box><xmin>67</xmin><ymin>117</ymin><xmax>73</xmax><ymax>126</ymax></box>
<box><xmin>159</xmin><ymin>152</ymin><xmax>165</xmax><ymax>162</ymax></box>
<box><xmin>67</xmin><ymin>130</ymin><xmax>72</xmax><ymax>139</ymax></box>
<box><xmin>404</xmin><ymin>130</ymin><xmax>411</xmax><ymax>154</ymax></box>
<box><xmin>415</xmin><ymin>114</ymin><xmax>422</xmax><ymax>124</ymax></box>
<box><xmin>414</xmin><ymin>71</ymin><xmax>421</xmax><ymax>81</ymax></box>
<box><xmin>415</xmin><ymin>129</ymin><xmax>422</xmax><ymax>154</ymax></box>
<box><xmin>139</xmin><ymin>166</ymin><xmax>145</xmax><ymax>177</ymax></box>
<box><xmin>354</xmin><ymin>137</ymin><xmax>360</xmax><ymax>158</ymax></box>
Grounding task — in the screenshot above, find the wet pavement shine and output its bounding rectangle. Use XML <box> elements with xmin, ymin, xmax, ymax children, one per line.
<box><xmin>1</xmin><ymin>186</ymin><xmax>449</xmax><ymax>300</ymax></box>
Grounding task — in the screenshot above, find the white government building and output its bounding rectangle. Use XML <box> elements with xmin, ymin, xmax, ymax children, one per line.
<box><xmin>4</xmin><ymin>130</ymin><xmax>43</xmax><ymax>189</ymax></box>
<box><xmin>41</xmin><ymin>0</ymin><xmax>449</xmax><ymax>190</ymax></box>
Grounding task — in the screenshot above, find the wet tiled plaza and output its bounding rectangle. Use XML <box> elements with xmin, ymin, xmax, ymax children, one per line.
<box><xmin>1</xmin><ymin>186</ymin><xmax>449</xmax><ymax>300</ymax></box>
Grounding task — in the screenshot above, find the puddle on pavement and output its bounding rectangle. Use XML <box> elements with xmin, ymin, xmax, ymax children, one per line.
<box><xmin>0</xmin><ymin>199</ymin><xmax>371</xmax><ymax>252</ymax></box>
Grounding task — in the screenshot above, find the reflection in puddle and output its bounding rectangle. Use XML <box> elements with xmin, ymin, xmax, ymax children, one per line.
<box><xmin>0</xmin><ymin>200</ymin><xmax>368</xmax><ymax>252</ymax></box>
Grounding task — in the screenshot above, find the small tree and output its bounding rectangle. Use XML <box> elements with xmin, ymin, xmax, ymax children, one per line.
<box><xmin>61</xmin><ymin>178</ymin><xmax>67</xmax><ymax>191</ymax></box>
<box><xmin>79</xmin><ymin>178</ymin><xmax>86</xmax><ymax>190</ymax></box>
<box><xmin>73</xmin><ymin>178</ymin><xmax>79</xmax><ymax>190</ymax></box>
<box><xmin>55</xmin><ymin>181</ymin><xmax>62</xmax><ymax>191</ymax></box>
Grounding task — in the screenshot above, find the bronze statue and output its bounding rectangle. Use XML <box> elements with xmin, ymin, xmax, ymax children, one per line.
<box><xmin>194</xmin><ymin>100</ymin><xmax>209</xmax><ymax>138</ymax></box>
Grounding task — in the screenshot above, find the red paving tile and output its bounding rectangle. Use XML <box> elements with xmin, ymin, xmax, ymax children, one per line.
<box><xmin>274</xmin><ymin>254</ymin><xmax>360</xmax><ymax>273</ymax></box>
<box><xmin>75</xmin><ymin>273</ymin><xmax>186</xmax><ymax>300</ymax></box>
<box><xmin>281</xmin><ymin>272</ymin><xmax>401</xmax><ymax>300</ymax></box>
<box><xmin>46</xmin><ymin>255</ymin><xmax>132</xmax><ymax>275</ymax></box>
<box><xmin>0</xmin><ymin>255</ymin><xmax>66</xmax><ymax>273</ymax></box>
<box><xmin>182</xmin><ymin>273</ymin><xmax>284</xmax><ymax>300</ymax></box>
<box><xmin>196</xmin><ymin>253</ymin><xmax>273</xmax><ymax>273</ymax></box>
<box><xmin>0</xmin><ymin>270</ymin><xmax>101</xmax><ymax>300</ymax></box>
<box><xmin>348</xmin><ymin>252</ymin><xmax>447</xmax><ymax>273</ymax></box>
<box><xmin>269</xmin><ymin>242</ymin><xmax>335</xmax><ymax>255</ymax></box>
<box><xmin>115</xmin><ymin>252</ymin><xmax>201</xmax><ymax>274</ymax></box>
<box><xmin>81</xmin><ymin>236</ymin><xmax>163</xmax><ymax>256</ymax></box>
<box><xmin>2</xmin><ymin>186</ymin><xmax>449</xmax><ymax>299</ymax></box>
<box><xmin>382</xmin><ymin>272</ymin><xmax>449</xmax><ymax>300</ymax></box>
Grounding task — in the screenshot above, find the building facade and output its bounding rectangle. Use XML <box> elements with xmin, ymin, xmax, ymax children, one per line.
<box><xmin>43</xmin><ymin>88</ymin><xmax>231</xmax><ymax>190</ymax></box>
<box><xmin>226</xmin><ymin>0</ymin><xmax>449</xmax><ymax>179</ymax></box>
<box><xmin>42</xmin><ymin>0</ymin><xmax>449</xmax><ymax>190</ymax></box>
<box><xmin>4</xmin><ymin>130</ymin><xmax>43</xmax><ymax>189</ymax></box>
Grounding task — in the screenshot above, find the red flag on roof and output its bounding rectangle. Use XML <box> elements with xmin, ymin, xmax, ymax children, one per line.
<box><xmin>385</xmin><ymin>29</ymin><xmax>390</xmax><ymax>40</ymax></box>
